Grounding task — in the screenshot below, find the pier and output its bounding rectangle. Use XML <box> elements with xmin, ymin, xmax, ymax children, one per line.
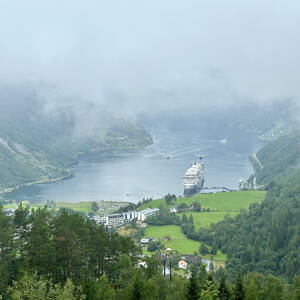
<box><xmin>200</xmin><ymin>186</ymin><xmax>234</xmax><ymax>193</ymax></box>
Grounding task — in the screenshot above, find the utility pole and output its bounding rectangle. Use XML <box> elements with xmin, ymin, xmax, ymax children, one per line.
<box><xmin>162</xmin><ymin>257</ymin><xmax>166</xmax><ymax>276</ymax></box>
<box><xmin>169</xmin><ymin>258</ymin><xmax>172</xmax><ymax>280</ymax></box>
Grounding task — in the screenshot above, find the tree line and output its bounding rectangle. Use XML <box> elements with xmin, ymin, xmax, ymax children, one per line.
<box><xmin>193</xmin><ymin>171</ymin><xmax>300</xmax><ymax>282</ymax></box>
<box><xmin>1</xmin><ymin>201</ymin><xmax>300</xmax><ymax>299</ymax></box>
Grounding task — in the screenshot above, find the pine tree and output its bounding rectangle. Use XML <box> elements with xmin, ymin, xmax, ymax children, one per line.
<box><xmin>188</xmin><ymin>214</ymin><xmax>194</xmax><ymax>224</ymax></box>
<box><xmin>233</xmin><ymin>272</ymin><xmax>245</xmax><ymax>300</ymax></box>
<box><xmin>182</xmin><ymin>213</ymin><xmax>188</xmax><ymax>224</ymax></box>
<box><xmin>26</xmin><ymin>208</ymin><xmax>55</xmax><ymax>276</ymax></box>
<box><xmin>186</xmin><ymin>270</ymin><xmax>199</xmax><ymax>300</ymax></box>
<box><xmin>199</xmin><ymin>243</ymin><xmax>209</xmax><ymax>255</ymax></box>
<box><xmin>0</xmin><ymin>207</ymin><xmax>14</xmax><ymax>297</ymax></box>
<box><xmin>13</xmin><ymin>203</ymin><xmax>30</xmax><ymax>262</ymax></box>
<box><xmin>198</xmin><ymin>264</ymin><xmax>208</xmax><ymax>294</ymax></box>
<box><xmin>219</xmin><ymin>273</ymin><xmax>231</xmax><ymax>300</ymax></box>
<box><xmin>209</xmin><ymin>257</ymin><xmax>215</xmax><ymax>272</ymax></box>
<box><xmin>291</xmin><ymin>275</ymin><xmax>300</xmax><ymax>300</ymax></box>
<box><xmin>131</xmin><ymin>274</ymin><xmax>144</xmax><ymax>300</ymax></box>
<box><xmin>245</xmin><ymin>278</ymin><xmax>258</xmax><ymax>300</ymax></box>
<box><xmin>53</xmin><ymin>210</ymin><xmax>89</xmax><ymax>283</ymax></box>
<box><xmin>200</xmin><ymin>280</ymin><xmax>219</xmax><ymax>300</ymax></box>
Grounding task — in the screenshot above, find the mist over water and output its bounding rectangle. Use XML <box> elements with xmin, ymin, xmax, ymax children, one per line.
<box><xmin>7</xmin><ymin>125</ymin><xmax>264</xmax><ymax>203</ymax></box>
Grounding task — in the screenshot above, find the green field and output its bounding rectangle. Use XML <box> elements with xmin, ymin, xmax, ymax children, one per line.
<box><xmin>164</xmin><ymin>237</ymin><xmax>200</xmax><ymax>254</ymax></box>
<box><xmin>143</xmin><ymin>191</ymin><xmax>266</xmax><ymax>258</ymax></box>
<box><xmin>3</xmin><ymin>201</ymin><xmax>94</xmax><ymax>214</ymax></box>
<box><xmin>145</xmin><ymin>225</ymin><xmax>200</xmax><ymax>254</ymax></box>
<box><xmin>3</xmin><ymin>201</ymin><xmax>39</xmax><ymax>211</ymax></box>
<box><xmin>144</xmin><ymin>225</ymin><xmax>184</xmax><ymax>239</ymax></box>
<box><xmin>54</xmin><ymin>201</ymin><xmax>94</xmax><ymax>214</ymax></box>
<box><xmin>139</xmin><ymin>191</ymin><xmax>266</xmax><ymax>211</ymax></box>
<box><xmin>144</xmin><ymin>225</ymin><xmax>227</xmax><ymax>260</ymax></box>
<box><xmin>179</xmin><ymin>211</ymin><xmax>238</xmax><ymax>230</ymax></box>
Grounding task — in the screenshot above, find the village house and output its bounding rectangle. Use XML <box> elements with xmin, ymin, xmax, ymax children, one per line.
<box><xmin>181</xmin><ymin>254</ymin><xmax>202</xmax><ymax>266</ymax></box>
<box><xmin>163</xmin><ymin>267</ymin><xmax>171</xmax><ymax>276</ymax></box>
<box><xmin>138</xmin><ymin>261</ymin><xmax>147</xmax><ymax>268</ymax></box>
<box><xmin>140</xmin><ymin>238</ymin><xmax>152</xmax><ymax>245</ymax></box>
<box><xmin>170</xmin><ymin>206</ymin><xmax>178</xmax><ymax>213</ymax></box>
<box><xmin>178</xmin><ymin>260</ymin><xmax>188</xmax><ymax>270</ymax></box>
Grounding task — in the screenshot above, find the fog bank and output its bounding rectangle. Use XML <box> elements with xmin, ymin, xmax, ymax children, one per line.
<box><xmin>0</xmin><ymin>1</ymin><xmax>300</xmax><ymax>117</ymax></box>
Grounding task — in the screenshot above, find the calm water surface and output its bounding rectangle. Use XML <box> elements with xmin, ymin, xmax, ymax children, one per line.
<box><xmin>7</xmin><ymin>126</ymin><xmax>264</xmax><ymax>203</ymax></box>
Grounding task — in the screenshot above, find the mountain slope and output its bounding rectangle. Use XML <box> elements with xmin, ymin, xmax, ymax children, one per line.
<box><xmin>0</xmin><ymin>87</ymin><xmax>152</xmax><ymax>190</ymax></box>
<box><xmin>248</xmin><ymin>131</ymin><xmax>300</xmax><ymax>187</ymax></box>
<box><xmin>199</xmin><ymin>171</ymin><xmax>300</xmax><ymax>281</ymax></box>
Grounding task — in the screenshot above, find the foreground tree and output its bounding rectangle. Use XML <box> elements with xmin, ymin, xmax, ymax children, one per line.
<box><xmin>26</xmin><ymin>208</ymin><xmax>55</xmax><ymax>276</ymax></box>
<box><xmin>233</xmin><ymin>272</ymin><xmax>245</xmax><ymax>300</ymax></box>
<box><xmin>0</xmin><ymin>207</ymin><xmax>15</xmax><ymax>297</ymax></box>
<box><xmin>13</xmin><ymin>203</ymin><xmax>30</xmax><ymax>263</ymax></box>
<box><xmin>200</xmin><ymin>279</ymin><xmax>219</xmax><ymax>300</ymax></box>
<box><xmin>291</xmin><ymin>275</ymin><xmax>300</xmax><ymax>300</ymax></box>
<box><xmin>218</xmin><ymin>273</ymin><xmax>231</xmax><ymax>300</ymax></box>
<box><xmin>8</xmin><ymin>273</ymin><xmax>85</xmax><ymax>300</ymax></box>
<box><xmin>186</xmin><ymin>270</ymin><xmax>198</xmax><ymax>300</ymax></box>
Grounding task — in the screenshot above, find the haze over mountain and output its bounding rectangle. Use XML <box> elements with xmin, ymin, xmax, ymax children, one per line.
<box><xmin>1</xmin><ymin>0</ymin><xmax>300</xmax><ymax>118</ymax></box>
<box><xmin>0</xmin><ymin>86</ymin><xmax>152</xmax><ymax>190</ymax></box>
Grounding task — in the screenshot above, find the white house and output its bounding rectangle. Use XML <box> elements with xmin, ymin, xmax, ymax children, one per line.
<box><xmin>138</xmin><ymin>261</ymin><xmax>147</xmax><ymax>268</ymax></box>
<box><xmin>163</xmin><ymin>267</ymin><xmax>171</xmax><ymax>276</ymax></box>
<box><xmin>140</xmin><ymin>238</ymin><xmax>151</xmax><ymax>245</ymax></box>
<box><xmin>170</xmin><ymin>206</ymin><xmax>178</xmax><ymax>213</ymax></box>
<box><xmin>178</xmin><ymin>260</ymin><xmax>188</xmax><ymax>270</ymax></box>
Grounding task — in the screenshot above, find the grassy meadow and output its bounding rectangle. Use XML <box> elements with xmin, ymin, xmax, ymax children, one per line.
<box><xmin>54</xmin><ymin>201</ymin><xmax>94</xmax><ymax>214</ymax></box>
<box><xmin>3</xmin><ymin>201</ymin><xmax>94</xmax><ymax>214</ymax></box>
<box><xmin>139</xmin><ymin>190</ymin><xmax>266</xmax><ymax>211</ymax></box>
<box><xmin>143</xmin><ymin>191</ymin><xmax>266</xmax><ymax>260</ymax></box>
<box><xmin>179</xmin><ymin>211</ymin><xmax>239</xmax><ymax>230</ymax></box>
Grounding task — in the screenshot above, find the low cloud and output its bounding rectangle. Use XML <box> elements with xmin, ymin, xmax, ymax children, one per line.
<box><xmin>0</xmin><ymin>0</ymin><xmax>300</xmax><ymax>118</ymax></box>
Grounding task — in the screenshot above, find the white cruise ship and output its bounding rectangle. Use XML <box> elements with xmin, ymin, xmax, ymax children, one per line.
<box><xmin>183</xmin><ymin>159</ymin><xmax>204</xmax><ymax>196</ymax></box>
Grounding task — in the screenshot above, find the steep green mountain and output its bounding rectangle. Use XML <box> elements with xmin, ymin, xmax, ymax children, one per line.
<box><xmin>193</xmin><ymin>132</ymin><xmax>300</xmax><ymax>281</ymax></box>
<box><xmin>0</xmin><ymin>88</ymin><xmax>152</xmax><ymax>191</ymax></box>
<box><xmin>248</xmin><ymin>131</ymin><xmax>300</xmax><ymax>187</ymax></box>
<box><xmin>199</xmin><ymin>171</ymin><xmax>300</xmax><ymax>281</ymax></box>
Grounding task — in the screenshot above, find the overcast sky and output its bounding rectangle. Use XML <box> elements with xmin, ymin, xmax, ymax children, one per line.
<box><xmin>0</xmin><ymin>0</ymin><xmax>300</xmax><ymax>115</ymax></box>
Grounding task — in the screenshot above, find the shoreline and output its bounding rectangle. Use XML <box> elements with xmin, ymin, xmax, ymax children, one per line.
<box><xmin>0</xmin><ymin>145</ymin><xmax>151</xmax><ymax>199</ymax></box>
<box><xmin>0</xmin><ymin>169</ymin><xmax>73</xmax><ymax>196</ymax></box>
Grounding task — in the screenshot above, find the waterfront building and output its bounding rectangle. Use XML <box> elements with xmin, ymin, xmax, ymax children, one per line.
<box><xmin>137</xmin><ymin>208</ymin><xmax>159</xmax><ymax>221</ymax></box>
<box><xmin>100</xmin><ymin>213</ymin><xmax>124</xmax><ymax>227</ymax></box>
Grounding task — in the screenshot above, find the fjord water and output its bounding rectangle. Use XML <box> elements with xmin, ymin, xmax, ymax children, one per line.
<box><xmin>8</xmin><ymin>125</ymin><xmax>263</xmax><ymax>203</ymax></box>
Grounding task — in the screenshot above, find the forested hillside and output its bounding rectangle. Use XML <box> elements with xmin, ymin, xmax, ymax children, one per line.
<box><xmin>249</xmin><ymin>131</ymin><xmax>300</xmax><ymax>186</ymax></box>
<box><xmin>199</xmin><ymin>171</ymin><xmax>300</xmax><ymax>281</ymax></box>
<box><xmin>1</xmin><ymin>204</ymin><xmax>300</xmax><ymax>299</ymax></box>
<box><xmin>0</xmin><ymin>87</ymin><xmax>152</xmax><ymax>190</ymax></box>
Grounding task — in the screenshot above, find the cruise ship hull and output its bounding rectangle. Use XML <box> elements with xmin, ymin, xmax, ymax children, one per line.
<box><xmin>184</xmin><ymin>179</ymin><xmax>204</xmax><ymax>197</ymax></box>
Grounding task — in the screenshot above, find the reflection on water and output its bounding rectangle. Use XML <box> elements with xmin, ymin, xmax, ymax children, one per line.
<box><xmin>5</xmin><ymin>126</ymin><xmax>264</xmax><ymax>203</ymax></box>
